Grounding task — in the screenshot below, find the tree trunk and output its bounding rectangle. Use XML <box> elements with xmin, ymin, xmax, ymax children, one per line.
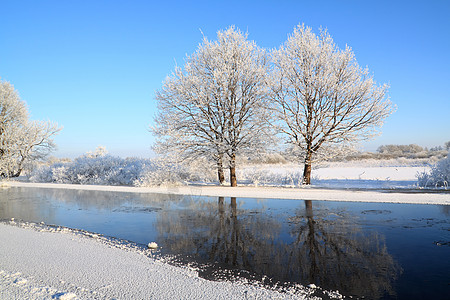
<box><xmin>230</xmin><ymin>166</ymin><xmax>237</xmax><ymax>187</ymax></box>
<box><xmin>302</xmin><ymin>150</ymin><xmax>313</xmax><ymax>185</ymax></box>
<box><xmin>217</xmin><ymin>156</ymin><xmax>225</xmax><ymax>185</ymax></box>
<box><xmin>229</xmin><ymin>153</ymin><xmax>237</xmax><ymax>187</ymax></box>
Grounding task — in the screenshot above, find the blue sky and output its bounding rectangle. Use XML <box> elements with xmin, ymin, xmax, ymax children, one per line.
<box><xmin>1</xmin><ymin>0</ymin><xmax>449</xmax><ymax>158</ymax></box>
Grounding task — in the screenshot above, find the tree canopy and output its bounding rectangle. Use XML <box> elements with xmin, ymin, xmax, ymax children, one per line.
<box><xmin>153</xmin><ymin>27</ymin><xmax>273</xmax><ymax>186</ymax></box>
<box><xmin>153</xmin><ymin>24</ymin><xmax>394</xmax><ymax>185</ymax></box>
<box><xmin>0</xmin><ymin>79</ymin><xmax>61</xmax><ymax>177</ymax></box>
<box><xmin>270</xmin><ymin>24</ymin><xmax>394</xmax><ymax>184</ymax></box>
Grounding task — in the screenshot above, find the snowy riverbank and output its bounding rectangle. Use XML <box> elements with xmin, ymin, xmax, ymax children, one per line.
<box><xmin>5</xmin><ymin>181</ymin><xmax>450</xmax><ymax>205</ymax></box>
<box><xmin>0</xmin><ymin>221</ymin><xmax>332</xmax><ymax>300</ymax></box>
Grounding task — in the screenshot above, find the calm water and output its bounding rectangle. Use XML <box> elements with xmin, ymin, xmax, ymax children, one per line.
<box><xmin>0</xmin><ymin>187</ymin><xmax>449</xmax><ymax>299</ymax></box>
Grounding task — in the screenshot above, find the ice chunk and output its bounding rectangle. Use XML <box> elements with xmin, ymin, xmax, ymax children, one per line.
<box><xmin>147</xmin><ymin>242</ymin><xmax>158</xmax><ymax>249</ymax></box>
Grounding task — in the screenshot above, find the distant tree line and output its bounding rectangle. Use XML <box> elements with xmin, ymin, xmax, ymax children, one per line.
<box><xmin>343</xmin><ymin>143</ymin><xmax>449</xmax><ymax>162</ymax></box>
<box><xmin>239</xmin><ymin>142</ymin><xmax>449</xmax><ymax>165</ymax></box>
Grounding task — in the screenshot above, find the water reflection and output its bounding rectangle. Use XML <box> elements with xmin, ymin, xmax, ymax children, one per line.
<box><xmin>0</xmin><ymin>187</ymin><xmax>184</xmax><ymax>222</ymax></box>
<box><xmin>2</xmin><ymin>187</ymin><xmax>448</xmax><ymax>299</ymax></box>
<box><xmin>289</xmin><ymin>200</ymin><xmax>400</xmax><ymax>298</ymax></box>
<box><xmin>156</xmin><ymin>197</ymin><xmax>401</xmax><ymax>298</ymax></box>
<box><xmin>157</xmin><ymin>197</ymin><xmax>281</xmax><ymax>273</ymax></box>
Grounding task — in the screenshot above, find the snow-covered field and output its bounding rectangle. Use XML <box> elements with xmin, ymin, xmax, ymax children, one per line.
<box><xmin>238</xmin><ymin>162</ymin><xmax>430</xmax><ymax>188</ymax></box>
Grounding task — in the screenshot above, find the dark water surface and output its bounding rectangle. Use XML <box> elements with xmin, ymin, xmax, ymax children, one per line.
<box><xmin>1</xmin><ymin>187</ymin><xmax>449</xmax><ymax>299</ymax></box>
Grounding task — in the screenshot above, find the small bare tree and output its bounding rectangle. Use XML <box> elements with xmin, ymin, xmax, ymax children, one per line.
<box><xmin>153</xmin><ymin>27</ymin><xmax>272</xmax><ymax>186</ymax></box>
<box><xmin>0</xmin><ymin>79</ymin><xmax>61</xmax><ymax>177</ymax></box>
<box><xmin>270</xmin><ymin>24</ymin><xmax>394</xmax><ymax>184</ymax></box>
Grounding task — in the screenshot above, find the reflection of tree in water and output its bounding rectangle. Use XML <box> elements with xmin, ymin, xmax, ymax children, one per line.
<box><xmin>157</xmin><ymin>198</ymin><xmax>400</xmax><ymax>299</ymax></box>
<box><xmin>287</xmin><ymin>200</ymin><xmax>400</xmax><ymax>298</ymax></box>
<box><xmin>156</xmin><ymin>197</ymin><xmax>282</xmax><ymax>278</ymax></box>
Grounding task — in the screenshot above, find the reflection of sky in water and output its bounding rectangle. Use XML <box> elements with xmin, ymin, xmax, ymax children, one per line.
<box><xmin>1</xmin><ymin>187</ymin><xmax>449</xmax><ymax>299</ymax></box>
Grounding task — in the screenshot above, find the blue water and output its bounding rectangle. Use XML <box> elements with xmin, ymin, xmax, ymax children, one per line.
<box><xmin>0</xmin><ymin>187</ymin><xmax>449</xmax><ymax>299</ymax></box>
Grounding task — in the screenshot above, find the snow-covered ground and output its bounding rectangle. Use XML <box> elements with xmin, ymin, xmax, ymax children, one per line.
<box><xmin>238</xmin><ymin>162</ymin><xmax>430</xmax><ymax>189</ymax></box>
<box><xmin>313</xmin><ymin>165</ymin><xmax>427</xmax><ymax>181</ymax></box>
<box><xmin>4</xmin><ymin>180</ymin><xmax>449</xmax><ymax>205</ymax></box>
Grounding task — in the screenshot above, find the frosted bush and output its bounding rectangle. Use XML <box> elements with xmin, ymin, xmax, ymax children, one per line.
<box><xmin>136</xmin><ymin>158</ymin><xmax>216</xmax><ymax>187</ymax></box>
<box><xmin>417</xmin><ymin>152</ymin><xmax>450</xmax><ymax>188</ymax></box>
<box><xmin>29</xmin><ymin>149</ymin><xmax>154</xmax><ymax>186</ymax></box>
<box><xmin>237</xmin><ymin>165</ymin><xmax>303</xmax><ymax>187</ymax></box>
<box><xmin>135</xmin><ymin>164</ymin><xmax>187</xmax><ymax>186</ymax></box>
<box><xmin>30</xmin><ymin>148</ymin><xmax>217</xmax><ymax>187</ymax></box>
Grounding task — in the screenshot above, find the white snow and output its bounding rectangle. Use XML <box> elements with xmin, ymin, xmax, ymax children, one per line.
<box><xmin>313</xmin><ymin>166</ymin><xmax>427</xmax><ymax>181</ymax></box>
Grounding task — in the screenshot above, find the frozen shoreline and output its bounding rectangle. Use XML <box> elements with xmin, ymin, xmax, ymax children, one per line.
<box><xmin>0</xmin><ymin>221</ymin><xmax>323</xmax><ymax>300</ymax></box>
<box><xmin>5</xmin><ymin>181</ymin><xmax>450</xmax><ymax>205</ymax></box>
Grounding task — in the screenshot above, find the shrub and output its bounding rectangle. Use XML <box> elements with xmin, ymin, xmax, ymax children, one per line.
<box><xmin>29</xmin><ymin>147</ymin><xmax>217</xmax><ymax>187</ymax></box>
<box><xmin>417</xmin><ymin>151</ymin><xmax>450</xmax><ymax>188</ymax></box>
<box><xmin>30</xmin><ymin>153</ymin><xmax>153</xmax><ymax>186</ymax></box>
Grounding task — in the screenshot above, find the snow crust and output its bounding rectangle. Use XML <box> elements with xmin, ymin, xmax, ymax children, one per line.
<box><xmin>0</xmin><ymin>221</ymin><xmax>325</xmax><ymax>299</ymax></box>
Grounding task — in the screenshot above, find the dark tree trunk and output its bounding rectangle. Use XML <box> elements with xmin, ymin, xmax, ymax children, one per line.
<box><xmin>302</xmin><ymin>150</ymin><xmax>313</xmax><ymax>185</ymax></box>
<box><xmin>229</xmin><ymin>153</ymin><xmax>237</xmax><ymax>187</ymax></box>
<box><xmin>230</xmin><ymin>166</ymin><xmax>237</xmax><ymax>187</ymax></box>
<box><xmin>217</xmin><ymin>156</ymin><xmax>225</xmax><ymax>185</ymax></box>
<box><xmin>218</xmin><ymin>168</ymin><xmax>225</xmax><ymax>185</ymax></box>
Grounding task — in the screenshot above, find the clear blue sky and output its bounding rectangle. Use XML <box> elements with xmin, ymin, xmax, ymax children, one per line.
<box><xmin>1</xmin><ymin>0</ymin><xmax>449</xmax><ymax>158</ymax></box>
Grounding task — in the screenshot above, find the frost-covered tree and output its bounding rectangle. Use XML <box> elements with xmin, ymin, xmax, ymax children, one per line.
<box><xmin>270</xmin><ymin>24</ymin><xmax>394</xmax><ymax>184</ymax></box>
<box><xmin>0</xmin><ymin>79</ymin><xmax>61</xmax><ymax>177</ymax></box>
<box><xmin>153</xmin><ymin>27</ymin><xmax>272</xmax><ymax>186</ymax></box>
